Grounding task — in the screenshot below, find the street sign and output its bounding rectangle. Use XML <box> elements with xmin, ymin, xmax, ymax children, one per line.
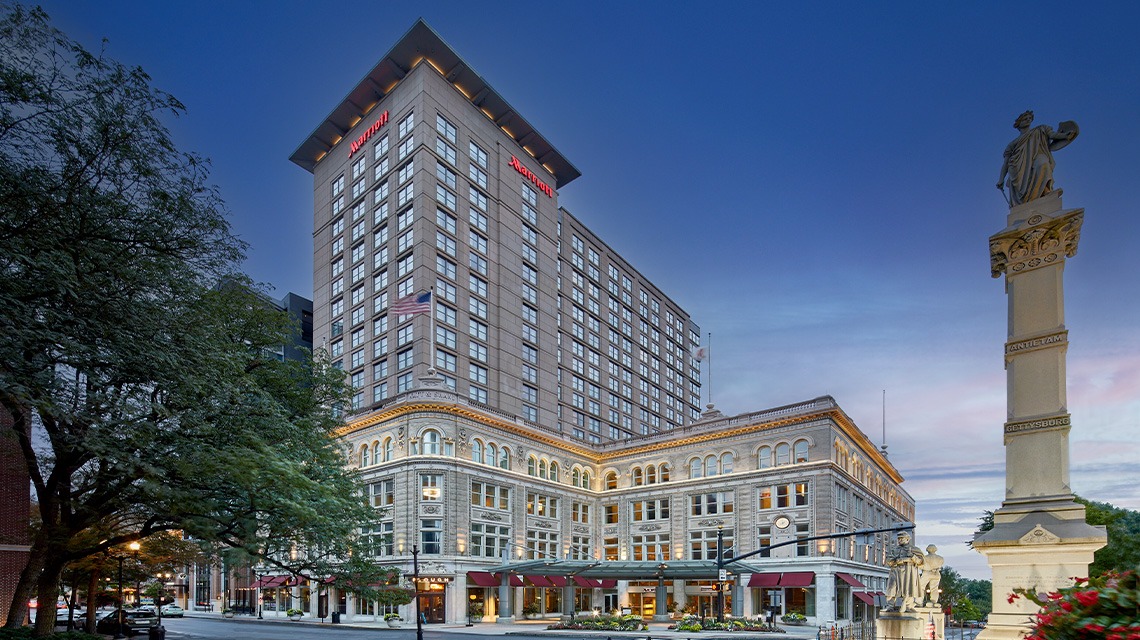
<box><xmin>718</xmin><ymin>569</ymin><xmax>727</xmax><ymax>582</ymax></box>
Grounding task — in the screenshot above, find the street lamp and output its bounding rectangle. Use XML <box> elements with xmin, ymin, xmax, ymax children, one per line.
<box><xmin>128</xmin><ymin>541</ymin><xmax>141</xmax><ymax>606</ymax></box>
<box><xmin>467</xmin><ymin>594</ymin><xmax>475</xmax><ymax>627</ymax></box>
<box><xmin>111</xmin><ymin>549</ymin><xmax>126</xmax><ymax>640</ymax></box>
<box><xmin>412</xmin><ymin>545</ymin><xmax>424</xmax><ymax>640</ymax></box>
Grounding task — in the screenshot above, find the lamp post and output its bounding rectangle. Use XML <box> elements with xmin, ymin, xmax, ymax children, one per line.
<box><xmin>412</xmin><ymin>545</ymin><xmax>423</xmax><ymax>640</ymax></box>
<box><xmin>255</xmin><ymin>568</ymin><xmax>263</xmax><ymax>619</ymax></box>
<box><xmin>113</xmin><ymin>553</ymin><xmax>126</xmax><ymax>640</ymax></box>
<box><xmin>467</xmin><ymin>593</ymin><xmax>475</xmax><ymax>627</ymax></box>
<box><xmin>128</xmin><ymin>541</ymin><xmax>141</xmax><ymax>606</ymax></box>
<box><xmin>715</xmin><ymin>526</ymin><xmax>725</xmax><ymax>623</ymax></box>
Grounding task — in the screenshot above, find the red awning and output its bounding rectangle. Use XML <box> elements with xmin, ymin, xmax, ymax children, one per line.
<box><xmin>748</xmin><ymin>573</ymin><xmax>781</xmax><ymax>588</ymax></box>
<box><xmin>599</xmin><ymin>579</ymin><xmax>617</xmax><ymax>589</ymax></box>
<box><xmin>466</xmin><ymin>571</ymin><xmax>500</xmax><ymax>587</ymax></box>
<box><xmin>779</xmin><ymin>572</ymin><xmax>815</xmax><ymax>588</ymax></box>
<box><xmin>836</xmin><ymin>572</ymin><xmax>865</xmax><ymax>587</ymax></box>
<box><xmin>261</xmin><ymin>576</ymin><xmax>288</xmax><ymax>588</ymax></box>
<box><xmin>547</xmin><ymin>576</ymin><xmax>568</xmax><ymax>587</ymax></box>
<box><xmin>322</xmin><ymin>576</ymin><xmax>337</xmax><ymax>584</ymax></box>
<box><xmin>495</xmin><ymin>573</ymin><xmax>524</xmax><ymax>587</ymax></box>
<box><xmin>854</xmin><ymin>592</ymin><xmax>877</xmax><ymax>606</ymax></box>
<box><xmin>526</xmin><ymin>575</ymin><xmax>554</xmax><ymax>588</ymax></box>
<box><xmin>572</xmin><ymin>576</ymin><xmax>601</xmax><ymax>588</ymax></box>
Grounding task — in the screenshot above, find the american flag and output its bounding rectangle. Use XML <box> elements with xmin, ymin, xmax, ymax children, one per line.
<box><xmin>925</xmin><ymin>613</ymin><xmax>936</xmax><ymax>639</ymax></box>
<box><xmin>390</xmin><ymin>291</ymin><xmax>432</xmax><ymax>316</ymax></box>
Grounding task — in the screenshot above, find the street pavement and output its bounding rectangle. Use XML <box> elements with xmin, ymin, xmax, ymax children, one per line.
<box><xmin>184</xmin><ymin>610</ymin><xmax>825</xmax><ymax>639</ymax></box>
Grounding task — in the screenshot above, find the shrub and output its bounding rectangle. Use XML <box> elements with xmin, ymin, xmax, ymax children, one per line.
<box><xmin>286</xmin><ymin>608</ymin><xmax>304</xmax><ymax>616</ymax></box>
<box><xmin>1010</xmin><ymin>570</ymin><xmax>1140</xmax><ymax>640</ymax></box>
<box><xmin>782</xmin><ymin>611</ymin><xmax>807</xmax><ymax>624</ymax></box>
<box><xmin>383</xmin><ymin>613</ymin><xmax>401</xmax><ymax>621</ymax></box>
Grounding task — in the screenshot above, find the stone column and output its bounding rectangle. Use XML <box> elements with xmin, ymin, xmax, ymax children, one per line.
<box><xmin>975</xmin><ymin>193</ymin><xmax>1106</xmax><ymax>640</ymax></box>
<box><xmin>653</xmin><ymin>577</ymin><xmax>669</xmax><ymax>622</ymax></box>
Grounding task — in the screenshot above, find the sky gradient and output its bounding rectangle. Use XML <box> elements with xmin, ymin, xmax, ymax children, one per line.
<box><xmin>36</xmin><ymin>1</ymin><xmax>1140</xmax><ymax>579</ymax></box>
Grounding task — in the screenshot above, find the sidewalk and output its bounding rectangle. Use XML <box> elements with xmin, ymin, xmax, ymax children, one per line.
<box><xmin>186</xmin><ymin>610</ymin><xmax>823</xmax><ymax>639</ymax></box>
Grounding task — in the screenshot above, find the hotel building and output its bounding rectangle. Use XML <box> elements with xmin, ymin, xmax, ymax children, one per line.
<box><xmin>286</xmin><ymin>20</ymin><xmax>914</xmax><ymax>628</ymax></box>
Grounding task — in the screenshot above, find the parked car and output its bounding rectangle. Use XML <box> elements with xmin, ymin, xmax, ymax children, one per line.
<box><xmin>134</xmin><ymin>604</ymin><xmax>156</xmax><ymax>614</ymax></box>
<box><xmin>160</xmin><ymin>604</ymin><xmax>184</xmax><ymax>617</ymax></box>
<box><xmin>95</xmin><ymin>609</ymin><xmax>158</xmax><ymax>636</ymax></box>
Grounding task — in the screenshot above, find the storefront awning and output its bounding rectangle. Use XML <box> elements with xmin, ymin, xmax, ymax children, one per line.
<box><xmin>261</xmin><ymin>575</ymin><xmax>289</xmax><ymax>588</ymax></box>
<box><xmin>599</xmin><ymin>579</ymin><xmax>617</xmax><ymax>588</ymax></box>
<box><xmin>495</xmin><ymin>573</ymin><xmax>524</xmax><ymax>587</ymax></box>
<box><xmin>466</xmin><ymin>571</ymin><xmax>500</xmax><ymax>587</ymax></box>
<box><xmin>854</xmin><ymin>592</ymin><xmax>877</xmax><ymax>606</ymax></box>
<box><xmin>747</xmin><ymin>573</ymin><xmax>781</xmax><ymax>588</ymax></box>
<box><xmin>547</xmin><ymin>576</ymin><xmax>567</xmax><ymax>587</ymax></box>
<box><xmin>778</xmin><ymin>572</ymin><xmax>815</xmax><ymax>588</ymax></box>
<box><xmin>526</xmin><ymin>575</ymin><xmax>554</xmax><ymax>588</ymax></box>
<box><xmin>836</xmin><ymin>572</ymin><xmax>865</xmax><ymax>587</ymax></box>
<box><xmin>572</xmin><ymin>576</ymin><xmax>602</xmax><ymax>588</ymax></box>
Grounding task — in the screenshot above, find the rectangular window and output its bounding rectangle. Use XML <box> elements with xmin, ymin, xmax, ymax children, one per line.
<box><xmin>469</xmin><ymin>319</ymin><xmax>487</xmax><ymax>342</ymax></box>
<box><xmin>468</xmin><ymin>297</ymin><xmax>488</xmax><ymax>319</ymax></box>
<box><xmin>397</xmin><ymin>348</ymin><xmax>413</xmax><ymax>370</ymax></box>
<box><xmin>421</xmin><ymin>473</ymin><xmax>442</xmax><ymax>501</ymax></box>
<box><xmin>436</xmin><ymin>303</ymin><xmax>456</xmax><ymax>326</ymax></box>
<box><xmin>397</xmin><ymin>136</ymin><xmax>414</xmax><ymax>160</ymax></box>
<box><xmin>436</xmin><ymin>208</ymin><xmax>456</xmax><ymax>233</ymax></box>
<box><xmin>468</xmin><ymin>363</ymin><xmax>488</xmax><ymax>385</ymax></box>
<box><xmin>522</xmin><ymin>344</ymin><xmax>538</xmax><ymax>364</ymax></box>
<box><xmin>397</xmin><ymin>183</ymin><xmax>413</xmax><ymax>207</ymax></box>
<box><xmin>631</xmin><ymin>533</ymin><xmax>670</xmax><ymax>561</ymax></box>
<box><xmin>397</xmin><ymin>229</ymin><xmax>414</xmax><ymax>253</ymax></box>
<box><xmin>397</xmin><ymin>254</ymin><xmax>414</xmax><ymax>277</ymax></box>
<box><xmin>398</xmin><ymin>111</ymin><xmax>415</xmax><ymax>138</ymax></box>
<box><xmin>420</xmin><ymin>519</ymin><xmax>442</xmax><ymax>554</ymax></box>
<box><xmin>468</xmin><ymin>186</ymin><xmax>487</xmax><ymax>211</ymax></box>
<box><xmin>435</xmin><ymin>350</ymin><xmax>456</xmax><ymax>372</ymax></box>
<box><xmin>435</xmin><ymin>184</ymin><xmax>456</xmax><ymax>210</ymax></box>
<box><xmin>435</xmin><ymin>326</ymin><xmax>457</xmax><ymax>349</ymax></box>
<box><xmin>468</xmin><ymin>274</ymin><xmax>487</xmax><ymax>298</ymax></box>
<box><xmin>373</xmin><ymin>158</ymin><xmax>389</xmax><ymax>183</ymax></box>
<box><xmin>526</xmin><ymin>528</ymin><xmax>559</xmax><ymax>561</ymax></box>
<box><xmin>436</xmin><ymin>255</ymin><xmax>456</xmax><ymax>279</ymax></box>
<box><xmin>526</xmin><ymin>493</ymin><xmax>559</xmax><ymax>518</ymax></box>
<box><xmin>436</xmin><ymin>231</ymin><xmax>456</xmax><ymax>257</ymax></box>
<box><xmin>468</xmin><ymin>252</ymin><xmax>487</xmax><ymax>275</ymax></box>
<box><xmin>398</xmin><ymin>159</ymin><xmax>415</xmax><ymax>184</ymax></box>
<box><xmin>397</xmin><ymin>372</ymin><xmax>413</xmax><ymax>392</ymax></box>
<box><xmin>435</xmin><ymin>114</ymin><xmax>457</xmax><ymax>142</ymax></box>
<box><xmin>689</xmin><ymin>529</ymin><xmax>733</xmax><ymax>561</ymax></box>
<box><xmin>470</xmin><ymin>522</ymin><xmax>510</xmax><ymax>559</ymax></box>
<box><xmin>468</xmin><ymin>230</ymin><xmax>488</xmax><ymax>254</ymax></box>
<box><xmin>468</xmin><ymin>385</ymin><xmax>487</xmax><ymax>403</ymax></box>
<box><xmin>369</xmin><ymin>479</ymin><xmax>394</xmax><ymax>508</ymax></box>
<box><xmin>435</xmin><ymin>138</ymin><xmax>457</xmax><ymax>165</ymax></box>
<box><xmin>603</xmin><ymin>504</ymin><xmax>618</xmax><ymax>524</ymax></box>
<box><xmin>468</xmin><ymin>164</ymin><xmax>487</xmax><ymax>189</ymax></box>
<box><xmin>435</xmin><ymin>162</ymin><xmax>456</xmax><ymax>190</ymax></box>
<box><xmin>469</xmin><ymin>208</ymin><xmax>487</xmax><ymax>232</ymax></box>
<box><xmin>471</xmin><ymin>482</ymin><xmax>510</xmax><ymax>510</ymax></box>
<box><xmin>468</xmin><ymin>141</ymin><xmax>487</xmax><ymax>168</ymax></box>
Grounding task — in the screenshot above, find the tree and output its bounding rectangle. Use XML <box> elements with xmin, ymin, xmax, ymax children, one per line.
<box><xmin>1076</xmin><ymin>497</ymin><xmax>1140</xmax><ymax>577</ymax></box>
<box><xmin>0</xmin><ymin>6</ymin><xmax>373</xmax><ymax>634</ymax></box>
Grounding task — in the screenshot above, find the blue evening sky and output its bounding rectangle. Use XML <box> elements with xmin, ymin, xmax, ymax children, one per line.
<box><xmin>37</xmin><ymin>1</ymin><xmax>1140</xmax><ymax>579</ymax></box>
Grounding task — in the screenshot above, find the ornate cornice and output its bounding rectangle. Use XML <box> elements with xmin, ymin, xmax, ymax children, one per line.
<box><xmin>990</xmin><ymin>210</ymin><xmax>1083</xmax><ymax>278</ymax></box>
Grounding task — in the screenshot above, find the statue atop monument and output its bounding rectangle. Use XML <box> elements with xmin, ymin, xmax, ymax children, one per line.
<box><xmin>919</xmin><ymin>544</ymin><xmax>945</xmax><ymax>606</ymax></box>
<box><xmin>884</xmin><ymin>531</ymin><xmax>925</xmax><ymax>613</ymax></box>
<box><xmin>997</xmin><ymin>110</ymin><xmax>1079</xmax><ymax>207</ymax></box>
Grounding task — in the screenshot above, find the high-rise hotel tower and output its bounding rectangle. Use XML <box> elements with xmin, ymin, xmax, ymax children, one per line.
<box><xmin>292</xmin><ymin>21</ymin><xmax>701</xmax><ymax>442</ymax></box>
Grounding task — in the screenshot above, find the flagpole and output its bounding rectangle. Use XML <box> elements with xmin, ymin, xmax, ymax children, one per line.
<box><xmin>428</xmin><ymin>287</ymin><xmax>436</xmax><ymax>375</ymax></box>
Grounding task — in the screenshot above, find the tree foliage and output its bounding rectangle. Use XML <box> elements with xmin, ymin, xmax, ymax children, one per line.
<box><xmin>0</xmin><ymin>5</ymin><xmax>373</xmax><ymax>634</ymax></box>
<box><xmin>1076</xmin><ymin>497</ymin><xmax>1140</xmax><ymax>577</ymax></box>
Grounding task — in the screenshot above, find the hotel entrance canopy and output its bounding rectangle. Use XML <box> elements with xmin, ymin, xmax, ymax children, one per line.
<box><xmin>486</xmin><ymin>559</ymin><xmax>767</xmax><ymax>581</ymax></box>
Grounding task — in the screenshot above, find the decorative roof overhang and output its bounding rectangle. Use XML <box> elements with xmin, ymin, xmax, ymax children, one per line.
<box><xmin>486</xmin><ymin>559</ymin><xmax>765</xmax><ymax>581</ymax></box>
<box><xmin>290</xmin><ymin>19</ymin><xmax>580</xmax><ymax>188</ymax></box>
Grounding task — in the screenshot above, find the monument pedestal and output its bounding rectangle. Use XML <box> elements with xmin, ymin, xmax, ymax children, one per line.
<box><xmin>980</xmin><ymin>192</ymin><xmax>1106</xmax><ymax>639</ymax></box>
<box><xmin>876</xmin><ymin>607</ymin><xmax>943</xmax><ymax>640</ymax></box>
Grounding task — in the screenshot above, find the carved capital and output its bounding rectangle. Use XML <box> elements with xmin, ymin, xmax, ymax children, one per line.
<box><xmin>990</xmin><ymin>209</ymin><xmax>1083</xmax><ymax>278</ymax></box>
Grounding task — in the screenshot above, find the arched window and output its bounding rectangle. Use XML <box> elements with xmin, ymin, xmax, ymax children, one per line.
<box><xmin>689</xmin><ymin>457</ymin><xmax>703</xmax><ymax>478</ymax></box>
<box><xmin>646</xmin><ymin>465</ymin><xmax>657</xmax><ymax>484</ymax></box>
<box><xmin>382</xmin><ymin>437</ymin><xmax>394</xmax><ymax>462</ymax></box>
<box><xmin>705</xmin><ymin>455</ymin><xmax>717</xmax><ymax>477</ymax></box>
<box><xmin>549</xmin><ymin>461</ymin><xmax>559</xmax><ymax>481</ymax></box>
<box><xmin>581</xmin><ymin>471</ymin><xmax>591</xmax><ymax>489</ymax></box>
<box><xmin>472</xmin><ymin>439</ymin><xmax>484</xmax><ymax>464</ymax></box>
<box><xmin>775</xmin><ymin>442</ymin><xmax>791</xmax><ymax>466</ymax></box>
<box><xmin>605</xmin><ymin>471</ymin><xmax>618</xmax><ymax>490</ymax></box>
<box><xmin>424</xmin><ymin>428</ymin><xmax>440</xmax><ymax>454</ymax></box>
<box><xmin>759</xmin><ymin>446</ymin><xmax>772</xmax><ymax>469</ymax></box>
<box><xmin>631</xmin><ymin>467</ymin><xmax>643</xmax><ymax>486</ymax></box>
<box><xmin>538</xmin><ymin>459</ymin><xmax>548</xmax><ymax>479</ymax></box>
<box><xmin>659</xmin><ymin>463</ymin><xmax>670</xmax><ymax>482</ymax></box>
<box><xmin>721</xmin><ymin>452</ymin><xmax>733</xmax><ymax>474</ymax></box>
<box><xmin>498</xmin><ymin>446</ymin><xmax>510</xmax><ymax>469</ymax></box>
<box><xmin>371</xmin><ymin>441</ymin><xmax>380</xmax><ymax>464</ymax></box>
<box><xmin>572</xmin><ymin>468</ymin><xmax>581</xmax><ymax>487</ymax></box>
<box><xmin>360</xmin><ymin>444</ymin><xmax>370</xmax><ymax>468</ymax></box>
<box><xmin>486</xmin><ymin>443</ymin><xmax>497</xmax><ymax>466</ymax></box>
<box><xmin>528</xmin><ymin>456</ymin><xmax>538</xmax><ymax>476</ymax></box>
<box><xmin>794</xmin><ymin>439</ymin><xmax>809</xmax><ymax>463</ymax></box>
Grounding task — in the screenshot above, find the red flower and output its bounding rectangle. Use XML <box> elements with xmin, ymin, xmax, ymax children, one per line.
<box><xmin>1074</xmin><ymin>590</ymin><xmax>1100</xmax><ymax>607</ymax></box>
<box><xmin>1060</xmin><ymin>601</ymin><xmax>1073</xmax><ymax>612</ymax></box>
<box><xmin>1007</xmin><ymin>593</ymin><xmax>1019</xmax><ymax>604</ymax></box>
<box><xmin>1087</xmin><ymin>624</ymin><xmax>1106</xmax><ymax>633</ymax></box>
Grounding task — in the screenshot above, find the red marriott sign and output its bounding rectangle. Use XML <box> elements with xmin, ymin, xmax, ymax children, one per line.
<box><xmin>348</xmin><ymin>110</ymin><xmax>389</xmax><ymax>157</ymax></box>
<box><xmin>509</xmin><ymin>156</ymin><xmax>554</xmax><ymax>198</ymax></box>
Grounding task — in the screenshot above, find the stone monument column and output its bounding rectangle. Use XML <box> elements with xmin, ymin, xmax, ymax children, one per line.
<box><xmin>976</xmin><ymin>119</ymin><xmax>1106</xmax><ymax>639</ymax></box>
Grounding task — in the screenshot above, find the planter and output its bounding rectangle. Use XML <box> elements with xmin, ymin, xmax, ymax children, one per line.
<box><xmin>386</xmin><ymin>620</ymin><xmax>402</xmax><ymax>628</ymax></box>
<box><xmin>222</xmin><ymin>611</ymin><xmax>235</xmax><ymax>619</ymax></box>
<box><xmin>289</xmin><ymin>614</ymin><xmax>302</xmax><ymax>621</ymax></box>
